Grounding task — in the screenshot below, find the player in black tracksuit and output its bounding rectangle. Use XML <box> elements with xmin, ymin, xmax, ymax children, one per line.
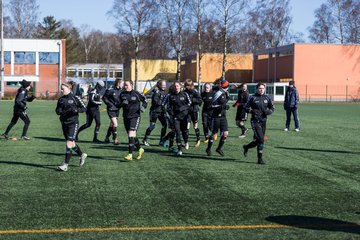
<box><xmin>119</xmin><ymin>80</ymin><xmax>147</xmax><ymax>161</ymax></box>
<box><xmin>2</xmin><ymin>79</ymin><xmax>35</xmax><ymax>140</ymax></box>
<box><xmin>233</xmin><ymin>83</ymin><xmax>250</xmax><ymax>138</ymax></box>
<box><xmin>184</xmin><ymin>79</ymin><xmax>202</xmax><ymax>148</ymax></box>
<box><xmin>201</xmin><ymin>83</ymin><xmax>213</xmax><ymax>143</ymax></box>
<box><xmin>205</xmin><ymin>80</ymin><xmax>230</xmax><ymax>157</ymax></box>
<box><xmin>55</xmin><ymin>82</ymin><xmax>87</xmax><ymax>171</ymax></box>
<box><xmin>77</xmin><ymin>81</ymin><xmax>105</xmax><ymax>142</ymax></box>
<box><xmin>243</xmin><ymin>83</ymin><xmax>275</xmax><ymax>164</ymax></box>
<box><xmin>142</xmin><ymin>80</ymin><xmax>167</xmax><ymax>146</ymax></box>
<box><xmin>102</xmin><ymin>78</ymin><xmax>123</xmax><ymax>145</ymax></box>
<box><xmin>168</xmin><ymin>81</ymin><xmax>191</xmax><ymax>156</ymax></box>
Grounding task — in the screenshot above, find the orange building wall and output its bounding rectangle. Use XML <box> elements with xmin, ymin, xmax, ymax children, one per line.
<box><xmin>254</xmin><ymin>55</ymin><xmax>293</xmax><ymax>82</ymax></box>
<box><xmin>294</xmin><ymin>44</ymin><xmax>360</xmax><ymax>99</ymax></box>
<box><xmin>181</xmin><ymin>53</ymin><xmax>253</xmax><ymax>83</ymax></box>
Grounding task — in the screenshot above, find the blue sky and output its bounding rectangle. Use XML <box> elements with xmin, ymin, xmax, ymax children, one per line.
<box><xmin>28</xmin><ymin>0</ymin><xmax>326</xmax><ymax>41</ymax></box>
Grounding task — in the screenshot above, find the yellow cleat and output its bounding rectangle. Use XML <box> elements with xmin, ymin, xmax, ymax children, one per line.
<box><xmin>214</xmin><ymin>133</ymin><xmax>218</xmax><ymax>141</ymax></box>
<box><xmin>124</xmin><ymin>154</ymin><xmax>133</xmax><ymax>161</ymax></box>
<box><xmin>195</xmin><ymin>140</ymin><xmax>201</xmax><ymax>147</ymax></box>
<box><xmin>136</xmin><ymin>148</ymin><xmax>145</xmax><ymax>160</ymax></box>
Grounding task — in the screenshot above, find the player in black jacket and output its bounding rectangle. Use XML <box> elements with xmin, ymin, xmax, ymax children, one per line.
<box><xmin>119</xmin><ymin>80</ymin><xmax>147</xmax><ymax>161</ymax></box>
<box><xmin>102</xmin><ymin>78</ymin><xmax>123</xmax><ymax>145</ymax></box>
<box><xmin>77</xmin><ymin>81</ymin><xmax>105</xmax><ymax>142</ymax></box>
<box><xmin>233</xmin><ymin>83</ymin><xmax>250</xmax><ymax>138</ymax></box>
<box><xmin>55</xmin><ymin>81</ymin><xmax>87</xmax><ymax>171</ymax></box>
<box><xmin>2</xmin><ymin>79</ymin><xmax>35</xmax><ymax>140</ymax></box>
<box><xmin>142</xmin><ymin>80</ymin><xmax>167</xmax><ymax>146</ymax></box>
<box><xmin>201</xmin><ymin>83</ymin><xmax>213</xmax><ymax>143</ymax></box>
<box><xmin>243</xmin><ymin>83</ymin><xmax>275</xmax><ymax>164</ymax></box>
<box><xmin>168</xmin><ymin>81</ymin><xmax>192</xmax><ymax>156</ymax></box>
<box><xmin>184</xmin><ymin>79</ymin><xmax>202</xmax><ymax>148</ymax></box>
<box><xmin>205</xmin><ymin>79</ymin><xmax>230</xmax><ymax>157</ymax></box>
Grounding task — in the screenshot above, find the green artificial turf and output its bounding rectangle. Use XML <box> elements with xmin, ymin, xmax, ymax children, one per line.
<box><xmin>0</xmin><ymin>100</ymin><xmax>359</xmax><ymax>240</ymax></box>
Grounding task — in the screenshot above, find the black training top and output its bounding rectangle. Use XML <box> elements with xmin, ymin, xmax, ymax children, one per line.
<box><xmin>168</xmin><ymin>91</ymin><xmax>191</xmax><ymax>120</ymax></box>
<box><xmin>102</xmin><ymin>85</ymin><xmax>122</xmax><ymax>111</ymax></box>
<box><xmin>119</xmin><ymin>90</ymin><xmax>147</xmax><ymax>119</ymax></box>
<box><xmin>150</xmin><ymin>89</ymin><xmax>166</xmax><ymax>113</ymax></box>
<box><xmin>211</xmin><ymin>88</ymin><xmax>229</xmax><ymax>118</ymax></box>
<box><xmin>184</xmin><ymin>88</ymin><xmax>202</xmax><ymax>112</ymax></box>
<box><xmin>56</xmin><ymin>93</ymin><xmax>87</xmax><ymax>124</ymax></box>
<box><xmin>14</xmin><ymin>87</ymin><xmax>35</xmax><ymax>111</ymax></box>
<box><xmin>235</xmin><ymin>89</ymin><xmax>250</xmax><ymax>108</ymax></box>
<box><xmin>201</xmin><ymin>91</ymin><xmax>214</xmax><ymax>113</ymax></box>
<box><xmin>87</xmin><ymin>86</ymin><xmax>102</xmax><ymax>109</ymax></box>
<box><xmin>245</xmin><ymin>93</ymin><xmax>275</xmax><ymax>122</ymax></box>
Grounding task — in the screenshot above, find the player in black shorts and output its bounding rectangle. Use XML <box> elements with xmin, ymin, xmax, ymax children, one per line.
<box><xmin>102</xmin><ymin>78</ymin><xmax>123</xmax><ymax>145</ymax></box>
<box><xmin>119</xmin><ymin>80</ymin><xmax>147</xmax><ymax>161</ymax></box>
<box><xmin>142</xmin><ymin>79</ymin><xmax>167</xmax><ymax>146</ymax></box>
<box><xmin>233</xmin><ymin>83</ymin><xmax>249</xmax><ymax>138</ymax></box>
<box><xmin>77</xmin><ymin>81</ymin><xmax>105</xmax><ymax>142</ymax></box>
<box><xmin>184</xmin><ymin>79</ymin><xmax>202</xmax><ymax>148</ymax></box>
<box><xmin>243</xmin><ymin>83</ymin><xmax>274</xmax><ymax>164</ymax></box>
<box><xmin>2</xmin><ymin>79</ymin><xmax>36</xmax><ymax>140</ymax></box>
<box><xmin>206</xmin><ymin>79</ymin><xmax>230</xmax><ymax>157</ymax></box>
<box><xmin>168</xmin><ymin>81</ymin><xmax>191</xmax><ymax>156</ymax></box>
<box><xmin>201</xmin><ymin>83</ymin><xmax>213</xmax><ymax>143</ymax></box>
<box><xmin>55</xmin><ymin>81</ymin><xmax>87</xmax><ymax>171</ymax></box>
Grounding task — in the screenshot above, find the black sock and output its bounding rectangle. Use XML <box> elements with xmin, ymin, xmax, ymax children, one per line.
<box><xmin>112</xmin><ymin>127</ymin><xmax>118</xmax><ymax>140</ymax></box>
<box><xmin>144</xmin><ymin>128</ymin><xmax>152</xmax><ymax>141</ymax></box>
<box><xmin>195</xmin><ymin>128</ymin><xmax>200</xmax><ymax>141</ymax></box>
<box><xmin>73</xmin><ymin>144</ymin><xmax>83</xmax><ymax>156</ymax></box>
<box><xmin>134</xmin><ymin>137</ymin><xmax>141</xmax><ymax>150</ymax></box>
<box><xmin>106</xmin><ymin>127</ymin><xmax>112</xmax><ymax>139</ymax></box>
<box><xmin>93</xmin><ymin>126</ymin><xmax>100</xmax><ymax>140</ymax></box>
<box><xmin>207</xmin><ymin>135</ymin><xmax>214</xmax><ymax>150</ymax></box>
<box><xmin>22</xmin><ymin>122</ymin><xmax>30</xmax><ymax>137</ymax></box>
<box><xmin>160</xmin><ymin>126</ymin><xmax>167</xmax><ymax>141</ymax></box>
<box><xmin>217</xmin><ymin>136</ymin><xmax>227</xmax><ymax>150</ymax></box>
<box><xmin>65</xmin><ymin>148</ymin><xmax>72</xmax><ymax>164</ymax></box>
<box><xmin>128</xmin><ymin>137</ymin><xmax>135</xmax><ymax>154</ymax></box>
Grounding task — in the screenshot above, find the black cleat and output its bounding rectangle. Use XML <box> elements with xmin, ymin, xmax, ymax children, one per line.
<box><xmin>206</xmin><ymin>148</ymin><xmax>212</xmax><ymax>156</ymax></box>
<box><xmin>257</xmin><ymin>158</ymin><xmax>266</xmax><ymax>164</ymax></box>
<box><xmin>243</xmin><ymin>145</ymin><xmax>248</xmax><ymax>157</ymax></box>
<box><xmin>1</xmin><ymin>133</ymin><xmax>9</xmax><ymax>139</ymax></box>
<box><xmin>216</xmin><ymin>148</ymin><xmax>224</xmax><ymax>157</ymax></box>
<box><xmin>93</xmin><ymin>138</ymin><xmax>102</xmax><ymax>143</ymax></box>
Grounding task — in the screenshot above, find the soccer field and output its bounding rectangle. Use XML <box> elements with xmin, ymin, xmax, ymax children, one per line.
<box><xmin>0</xmin><ymin>100</ymin><xmax>359</xmax><ymax>240</ymax></box>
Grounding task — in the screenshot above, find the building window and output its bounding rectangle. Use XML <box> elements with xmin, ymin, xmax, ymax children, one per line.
<box><xmin>275</xmin><ymin>86</ymin><xmax>284</xmax><ymax>95</ymax></box>
<box><xmin>267</xmin><ymin>86</ymin><xmax>274</xmax><ymax>95</ymax></box>
<box><xmin>1</xmin><ymin>51</ymin><xmax>11</xmax><ymax>64</ymax></box>
<box><xmin>6</xmin><ymin>82</ymin><xmax>20</xmax><ymax>87</ymax></box>
<box><xmin>83</xmin><ymin>69</ymin><xmax>92</xmax><ymax>78</ymax></box>
<box><xmin>115</xmin><ymin>71</ymin><xmax>122</xmax><ymax>79</ymax></box>
<box><xmin>248</xmin><ymin>85</ymin><xmax>256</xmax><ymax>94</ymax></box>
<box><xmin>99</xmin><ymin>69</ymin><xmax>107</xmax><ymax>78</ymax></box>
<box><xmin>14</xmin><ymin>52</ymin><xmax>36</xmax><ymax>64</ymax></box>
<box><xmin>67</xmin><ymin>69</ymin><xmax>77</xmax><ymax>78</ymax></box>
<box><xmin>39</xmin><ymin>52</ymin><xmax>59</xmax><ymax>64</ymax></box>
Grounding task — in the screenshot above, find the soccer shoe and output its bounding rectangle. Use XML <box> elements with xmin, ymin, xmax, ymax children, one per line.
<box><xmin>244</xmin><ymin>128</ymin><xmax>249</xmax><ymax>135</ymax></box>
<box><xmin>195</xmin><ymin>140</ymin><xmax>201</xmax><ymax>147</ymax></box>
<box><xmin>243</xmin><ymin>145</ymin><xmax>248</xmax><ymax>157</ymax></box>
<box><xmin>142</xmin><ymin>139</ymin><xmax>150</xmax><ymax>147</ymax></box>
<box><xmin>136</xmin><ymin>148</ymin><xmax>145</xmax><ymax>160</ymax></box>
<box><xmin>168</xmin><ymin>146</ymin><xmax>177</xmax><ymax>153</ymax></box>
<box><xmin>104</xmin><ymin>137</ymin><xmax>110</xmax><ymax>143</ymax></box>
<box><xmin>176</xmin><ymin>150</ymin><xmax>183</xmax><ymax>156</ymax></box>
<box><xmin>185</xmin><ymin>142</ymin><xmax>189</xmax><ymax>150</ymax></box>
<box><xmin>93</xmin><ymin>138</ymin><xmax>102</xmax><ymax>143</ymax></box>
<box><xmin>216</xmin><ymin>148</ymin><xmax>224</xmax><ymax>157</ymax></box>
<box><xmin>21</xmin><ymin>136</ymin><xmax>30</xmax><ymax>140</ymax></box>
<box><xmin>161</xmin><ymin>141</ymin><xmax>169</xmax><ymax>148</ymax></box>
<box><xmin>214</xmin><ymin>133</ymin><xmax>218</xmax><ymax>141</ymax></box>
<box><xmin>114</xmin><ymin>138</ymin><xmax>119</xmax><ymax>145</ymax></box>
<box><xmin>284</xmin><ymin>128</ymin><xmax>289</xmax><ymax>131</ymax></box>
<box><xmin>57</xmin><ymin>163</ymin><xmax>68</xmax><ymax>172</ymax></box>
<box><xmin>79</xmin><ymin>153</ymin><xmax>87</xmax><ymax>167</ymax></box>
<box><xmin>295</xmin><ymin>128</ymin><xmax>300</xmax><ymax>132</ymax></box>
<box><xmin>124</xmin><ymin>154</ymin><xmax>133</xmax><ymax>161</ymax></box>
<box><xmin>257</xmin><ymin>158</ymin><xmax>266</xmax><ymax>165</ymax></box>
<box><xmin>238</xmin><ymin>134</ymin><xmax>246</xmax><ymax>138</ymax></box>
<box><xmin>1</xmin><ymin>133</ymin><xmax>9</xmax><ymax>139</ymax></box>
<box><xmin>206</xmin><ymin>148</ymin><xmax>212</xmax><ymax>156</ymax></box>
<box><xmin>204</xmin><ymin>138</ymin><xmax>209</xmax><ymax>143</ymax></box>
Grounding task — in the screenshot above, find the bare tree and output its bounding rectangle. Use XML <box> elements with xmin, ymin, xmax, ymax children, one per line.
<box><xmin>159</xmin><ymin>0</ymin><xmax>189</xmax><ymax>81</ymax></box>
<box><xmin>79</xmin><ymin>24</ymin><xmax>95</xmax><ymax>64</ymax></box>
<box><xmin>5</xmin><ymin>0</ymin><xmax>39</xmax><ymax>38</ymax></box>
<box><xmin>309</xmin><ymin>0</ymin><xmax>359</xmax><ymax>44</ymax></box>
<box><xmin>212</xmin><ymin>0</ymin><xmax>247</xmax><ymax>80</ymax></box>
<box><xmin>109</xmin><ymin>0</ymin><xmax>156</xmax><ymax>90</ymax></box>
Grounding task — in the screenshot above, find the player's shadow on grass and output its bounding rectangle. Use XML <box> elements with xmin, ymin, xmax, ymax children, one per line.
<box><xmin>275</xmin><ymin>146</ymin><xmax>360</xmax><ymax>155</ymax></box>
<box><xmin>34</xmin><ymin>136</ymin><xmax>64</xmax><ymax>142</ymax></box>
<box><xmin>37</xmin><ymin>151</ymin><xmax>120</xmax><ymax>162</ymax></box>
<box><xmin>0</xmin><ymin>160</ymin><xmax>57</xmax><ymax>170</ymax></box>
<box><xmin>266</xmin><ymin>215</ymin><xmax>360</xmax><ymax>235</ymax></box>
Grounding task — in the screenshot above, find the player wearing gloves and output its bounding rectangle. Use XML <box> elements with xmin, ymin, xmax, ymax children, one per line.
<box><xmin>119</xmin><ymin>80</ymin><xmax>147</xmax><ymax>161</ymax></box>
<box><xmin>77</xmin><ymin>81</ymin><xmax>105</xmax><ymax>142</ymax></box>
<box><xmin>205</xmin><ymin>79</ymin><xmax>230</xmax><ymax>157</ymax></box>
<box><xmin>2</xmin><ymin>79</ymin><xmax>36</xmax><ymax>140</ymax></box>
<box><xmin>243</xmin><ymin>83</ymin><xmax>274</xmax><ymax>164</ymax></box>
<box><xmin>55</xmin><ymin>81</ymin><xmax>87</xmax><ymax>171</ymax></box>
<box><xmin>102</xmin><ymin>78</ymin><xmax>123</xmax><ymax>145</ymax></box>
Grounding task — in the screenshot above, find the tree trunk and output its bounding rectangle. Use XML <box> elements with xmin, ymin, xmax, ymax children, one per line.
<box><xmin>135</xmin><ymin>39</ymin><xmax>139</xmax><ymax>91</ymax></box>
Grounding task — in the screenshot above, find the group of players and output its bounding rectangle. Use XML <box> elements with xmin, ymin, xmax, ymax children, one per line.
<box><xmin>1</xmin><ymin>77</ymin><xmax>276</xmax><ymax>171</ymax></box>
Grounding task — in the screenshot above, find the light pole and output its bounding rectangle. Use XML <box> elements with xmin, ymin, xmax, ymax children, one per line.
<box><xmin>57</xmin><ymin>41</ymin><xmax>61</xmax><ymax>94</ymax></box>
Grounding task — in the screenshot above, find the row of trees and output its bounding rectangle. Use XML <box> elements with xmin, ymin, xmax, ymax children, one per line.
<box><xmin>2</xmin><ymin>0</ymin><xmax>359</xmax><ymax>85</ymax></box>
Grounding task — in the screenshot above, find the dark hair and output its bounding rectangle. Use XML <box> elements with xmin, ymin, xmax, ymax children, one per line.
<box><xmin>115</xmin><ymin>78</ymin><xmax>123</xmax><ymax>87</ymax></box>
<box><xmin>124</xmin><ymin>79</ymin><xmax>134</xmax><ymax>86</ymax></box>
<box><xmin>156</xmin><ymin>79</ymin><xmax>166</xmax><ymax>88</ymax></box>
<box><xmin>256</xmin><ymin>83</ymin><xmax>266</xmax><ymax>89</ymax></box>
<box><xmin>184</xmin><ymin>79</ymin><xmax>194</xmax><ymax>91</ymax></box>
<box><xmin>289</xmin><ymin>80</ymin><xmax>295</xmax><ymax>86</ymax></box>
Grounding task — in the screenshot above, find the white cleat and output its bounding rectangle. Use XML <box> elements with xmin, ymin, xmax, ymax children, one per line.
<box><xmin>79</xmin><ymin>153</ymin><xmax>87</xmax><ymax>167</ymax></box>
<box><xmin>284</xmin><ymin>128</ymin><xmax>289</xmax><ymax>132</ymax></box>
<box><xmin>185</xmin><ymin>142</ymin><xmax>189</xmax><ymax>150</ymax></box>
<box><xmin>295</xmin><ymin>128</ymin><xmax>300</xmax><ymax>132</ymax></box>
<box><xmin>58</xmin><ymin>163</ymin><xmax>68</xmax><ymax>171</ymax></box>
